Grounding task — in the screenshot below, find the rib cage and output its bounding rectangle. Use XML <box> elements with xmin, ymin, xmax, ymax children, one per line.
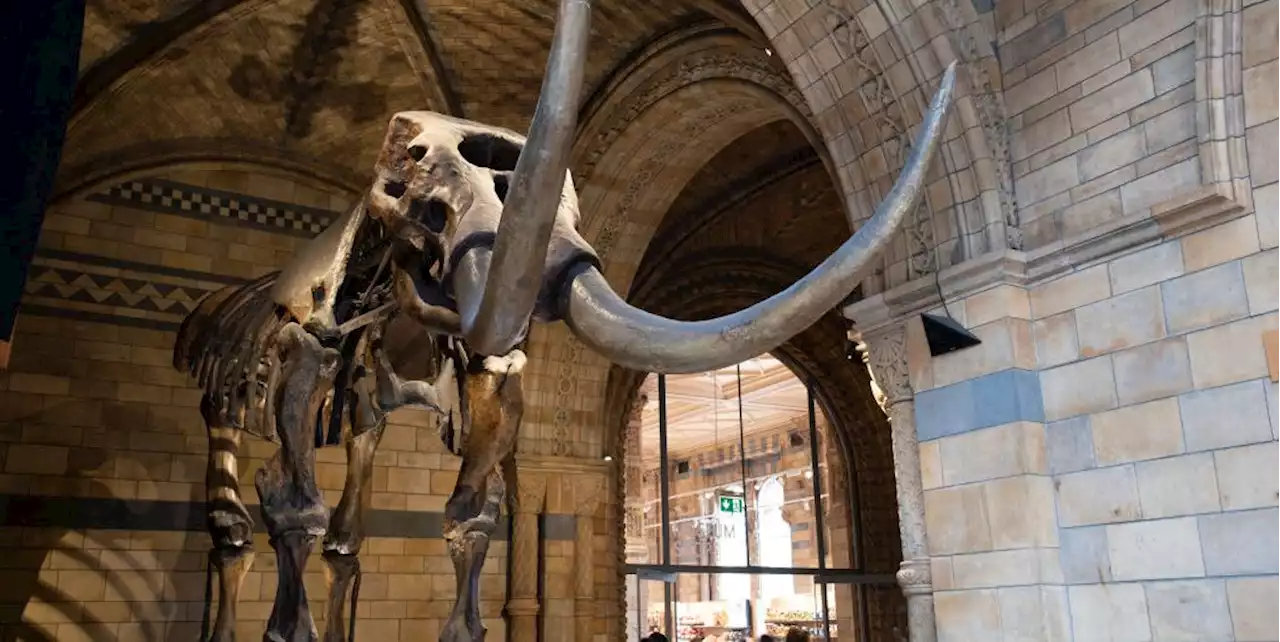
<box><xmin>174</xmin><ymin>271</ymin><xmax>288</xmax><ymax>437</ymax></box>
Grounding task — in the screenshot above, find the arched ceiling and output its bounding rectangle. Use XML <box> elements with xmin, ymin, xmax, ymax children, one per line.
<box><xmin>63</xmin><ymin>0</ymin><xmax>763</xmax><ymax>194</ymax></box>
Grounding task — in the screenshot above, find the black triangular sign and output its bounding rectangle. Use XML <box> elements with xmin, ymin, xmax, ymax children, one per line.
<box><xmin>921</xmin><ymin>312</ymin><xmax>982</xmax><ymax>356</ymax></box>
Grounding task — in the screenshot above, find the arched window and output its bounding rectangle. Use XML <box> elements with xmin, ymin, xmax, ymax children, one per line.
<box><xmin>623</xmin><ymin>357</ymin><xmax>868</xmax><ymax>641</ymax></box>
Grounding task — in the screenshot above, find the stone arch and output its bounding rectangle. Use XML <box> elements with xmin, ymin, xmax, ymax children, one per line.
<box><xmin>50</xmin><ymin>137</ymin><xmax>366</xmax><ymax>207</ymax></box>
<box><xmin>601</xmin><ymin>249</ymin><xmax>908</xmax><ymax>640</ymax></box>
<box><xmin>745</xmin><ymin>0</ymin><xmax>1017</xmax><ymax>289</ymax></box>
<box><xmin>524</xmin><ymin>35</ymin><xmax>824</xmax><ymax>458</ymax></box>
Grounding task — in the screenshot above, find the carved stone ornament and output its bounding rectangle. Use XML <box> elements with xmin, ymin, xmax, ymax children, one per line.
<box><xmin>856</xmin><ymin>324</ymin><xmax>912</xmax><ymax>408</ymax></box>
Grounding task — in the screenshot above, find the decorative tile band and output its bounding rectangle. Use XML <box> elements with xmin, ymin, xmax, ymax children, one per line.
<box><xmin>915</xmin><ymin>368</ymin><xmax>1045</xmax><ymax>441</ymax></box>
<box><xmin>0</xmin><ymin>494</ymin><xmax>579</xmax><ymax>541</ymax></box>
<box><xmin>21</xmin><ymin>250</ymin><xmax>238</xmax><ymax>332</ymax></box>
<box><xmin>87</xmin><ymin>178</ymin><xmax>340</xmax><ymax>238</ymax></box>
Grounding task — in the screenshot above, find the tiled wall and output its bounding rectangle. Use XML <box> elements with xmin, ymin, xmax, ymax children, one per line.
<box><xmin>0</xmin><ymin>169</ymin><xmax>560</xmax><ymax>641</ymax></box>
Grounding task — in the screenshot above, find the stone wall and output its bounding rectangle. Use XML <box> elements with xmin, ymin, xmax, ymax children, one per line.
<box><xmin>846</xmin><ymin>0</ymin><xmax>1276</xmax><ymax>636</ymax></box>
<box><xmin>0</xmin><ymin>168</ymin><xmax>593</xmax><ymax>641</ymax></box>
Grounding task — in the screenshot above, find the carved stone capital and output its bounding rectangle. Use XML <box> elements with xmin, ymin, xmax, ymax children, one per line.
<box><xmin>855</xmin><ymin>323</ymin><xmax>912</xmax><ymax>408</ymax></box>
<box><xmin>574</xmin><ymin>475</ymin><xmax>606</xmax><ymax>516</ymax></box>
<box><xmin>896</xmin><ymin>558</ymin><xmax>933</xmax><ymax>597</ymax></box>
<box><xmin>511</xmin><ymin>473</ymin><xmax>547</xmax><ymax>515</ymax></box>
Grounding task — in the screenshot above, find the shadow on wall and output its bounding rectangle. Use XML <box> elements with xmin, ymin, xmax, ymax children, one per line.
<box><xmin>0</xmin><ymin>398</ymin><xmax>210</xmax><ymax>642</ymax></box>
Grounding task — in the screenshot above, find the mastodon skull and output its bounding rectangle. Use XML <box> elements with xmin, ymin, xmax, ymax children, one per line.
<box><xmin>365</xmin><ymin>0</ymin><xmax>959</xmax><ymax>375</ymax></box>
<box><xmin>367</xmin><ymin>112</ymin><xmax>598</xmax><ymax>344</ymax></box>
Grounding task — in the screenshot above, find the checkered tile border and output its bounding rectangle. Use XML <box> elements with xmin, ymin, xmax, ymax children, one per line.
<box><xmin>88</xmin><ymin>178</ymin><xmax>339</xmax><ymax>238</ymax></box>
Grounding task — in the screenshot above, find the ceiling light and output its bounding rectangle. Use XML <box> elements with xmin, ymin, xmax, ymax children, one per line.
<box><xmin>764</xmin><ymin>48</ymin><xmax>773</xmax><ymax>56</ymax></box>
<box><xmin>603</xmin><ymin>455</ymin><xmax>613</xmax><ymax>462</ymax></box>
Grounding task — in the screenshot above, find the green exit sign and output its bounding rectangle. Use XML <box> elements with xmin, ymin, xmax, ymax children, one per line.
<box><xmin>718</xmin><ymin>496</ymin><xmax>744</xmax><ymax>514</ymax></box>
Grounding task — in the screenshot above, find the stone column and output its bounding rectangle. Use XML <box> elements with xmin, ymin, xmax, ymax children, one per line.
<box><xmin>857</xmin><ymin>324</ymin><xmax>936</xmax><ymax>642</ymax></box>
<box><xmin>507</xmin><ymin>473</ymin><xmax>547</xmax><ymax>642</ymax></box>
<box><xmin>573</xmin><ymin>475</ymin><xmax>605</xmax><ymax>642</ymax></box>
<box><xmin>624</xmin><ymin>393</ymin><xmax>649</xmax><ymax>562</ymax></box>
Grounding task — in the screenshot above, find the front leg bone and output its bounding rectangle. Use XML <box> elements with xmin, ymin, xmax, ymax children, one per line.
<box><xmin>439</xmin><ymin>350</ymin><xmax>525</xmax><ymax>642</ymax></box>
<box><xmin>257</xmin><ymin>322</ymin><xmax>340</xmax><ymax>642</ymax></box>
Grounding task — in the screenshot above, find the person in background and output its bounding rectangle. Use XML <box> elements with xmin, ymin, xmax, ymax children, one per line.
<box><xmin>784</xmin><ymin>628</ymin><xmax>811</xmax><ymax>642</ymax></box>
<box><xmin>645</xmin><ymin>633</ymin><xmax>671</xmax><ymax>642</ymax></box>
<box><xmin>760</xmin><ymin>635</ymin><xmax>777</xmax><ymax>642</ymax></box>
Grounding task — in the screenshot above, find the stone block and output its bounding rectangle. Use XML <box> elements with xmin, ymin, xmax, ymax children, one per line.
<box><xmin>1118</xmin><ymin>0</ymin><xmax>1196</xmax><ymax>56</ymax></box>
<box><xmin>1255</xmin><ymin>181</ymin><xmax>1279</xmax><ymax>251</ymax></box>
<box><xmin>1112</xmin><ymin>337</ymin><xmax>1194</xmax><ymax>404</ymax></box>
<box><xmin>917</xmin><ymin>371</ymin><xmax>1046</xmax><ymax>440</ymax></box>
<box><xmin>1068</xmin><ymin>583</ymin><xmax>1152</xmax><ymax>641</ymax></box>
<box><xmin>935</xmin><ymin>589</ymin><xmax>1000</xmax><ymax>642</ymax></box>
<box><xmin>1145</xmin><ymin>580</ymin><xmax>1235</xmax><ymax>641</ymax></box>
<box><xmin>1151</xmin><ymin>44</ymin><xmax>1196</xmax><ymax>94</ymax></box>
<box><xmin>1033</xmin><ymin>311</ymin><xmax>1081</xmax><ymax>368</ymax></box>
<box><xmin>1056</xmin><ymin>32</ymin><xmax>1122</xmax><ymax>90</ymax></box>
<box><xmin>1015</xmin><ymin>156</ymin><xmax>1081</xmax><ymax>206</ymax></box>
<box><xmin>1015</xmin><ymin>109</ymin><xmax>1074</xmax><ymax>161</ymax></box>
<box><xmin>1060</xmin><ymin>525</ymin><xmax>1113</xmax><ymax>584</ymax></box>
<box><xmin>1242</xmin><ymin>249</ymin><xmax>1279</xmax><ymax>314</ymax></box>
<box><xmin>1142</xmin><ymin>101</ymin><xmax>1195</xmax><ymax>151</ymax></box>
<box><xmin>1161</xmin><ymin>261</ymin><xmax>1251</xmax><ymax>334</ymax></box>
<box><xmin>931</xmin><ymin>318</ymin><xmax>1036</xmax><ymax>388</ymax></box>
<box><xmin>1091</xmin><ymin>397</ymin><xmax>1184</xmax><ymax>464</ymax></box>
<box><xmin>925</xmin><ymin>485</ymin><xmax>993</xmax><ymax>555</ymax></box>
<box><xmin>997</xmin><ymin>586</ymin><xmax>1071</xmax><ymax>642</ymax></box>
<box><xmin>1135</xmin><ymin>452</ymin><xmax>1220</xmax><ymax>517</ymax></box>
<box><xmin>1078</xmin><ymin>126</ymin><xmax>1146</xmax><ymax>181</ymax></box>
<box><xmin>963</xmin><ymin>285</ymin><xmax>1032</xmax><ymax>326</ymax></box>
<box><xmin>1056</xmin><ymin>465</ymin><xmax>1141</xmax><ymax>526</ymax></box>
<box><xmin>1199</xmin><ymin>508</ymin><xmax>1279</xmax><ymax>575</ymax></box>
<box><xmin>1120</xmin><ymin>157</ymin><xmax>1200</xmax><ymax>214</ymax></box>
<box><xmin>1248</xmin><ymin>120</ymin><xmax>1279</xmax><ymax>186</ymax></box>
<box><xmin>1108</xmin><ymin>241</ymin><xmax>1185</xmax><ymax>295</ymax></box>
<box><xmin>1041</xmin><ymin>356</ymin><xmax>1118</xmax><ymax>421</ymax></box>
<box><xmin>1213</xmin><ymin>442</ymin><xmax>1279</xmax><ymax>510</ymax></box>
<box><xmin>951</xmin><ymin>548</ymin><xmax>1043</xmax><ymax>588</ymax></box>
<box><xmin>1269</xmin><ymin>379</ymin><xmax>1279</xmax><ymax>439</ymax></box>
<box><xmin>1243</xmin><ymin>59</ymin><xmax>1279</xmax><ymax>128</ymax></box>
<box><xmin>1031</xmin><ymin>265</ymin><xmax>1112</xmax><ymax>318</ymax></box>
<box><xmin>1181</xmin><ymin>215</ymin><xmax>1264</xmax><ymax>272</ymax></box>
<box><xmin>938</xmin><ymin>422</ymin><xmax>1047</xmax><ymax>485</ymax></box>
<box><xmin>985</xmin><ymin>475</ymin><xmax>1059</xmax><ymax>548</ymax></box>
<box><xmin>1227</xmin><ymin>576</ymin><xmax>1279</xmax><ymax>641</ymax></box>
<box><xmin>1178</xmin><ymin>379</ymin><xmax>1274</xmax><ymax>450</ymax></box>
<box><xmin>1069</xmin><ymin>70</ymin><xmax>1156</xmax><ymax>131</ymax></box>
<box><xmin>1006</xmin><ymin>67</ymin><xmax>1059</xmax><ymax>116</ymax></box>
<box><xmin>1107</xmin><ymin>516</ymin><xmax>1205</xmax><ymax>579</ymax></box>
<box><xmin>1047</xmin><ymin>416</ymin><xmax>1096</xmax><ymax>474</ymax></box>
<box><xmin>920</xmin><ymin>440</ymin><xmax>943</xmax><ymax>490</ymax></box>
<box><xmin>1242</xmin><ymin>0</ymin><xmax>1279</xmax><ymax>68</ymax></box>
<box><xmin>1076</xmin><ymin>286</ymin><xmax>1167</xmax><ymax>357</ymax></box>
<box><xmin>1186</xmin><ymin>314</ymin><xmax>1277</xmax><ymax>389</ymax></box>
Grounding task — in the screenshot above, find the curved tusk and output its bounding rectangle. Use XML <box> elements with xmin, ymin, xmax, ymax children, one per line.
<box><xmin>558</xmin><ymin>62</ymin><xmax>958</xmax><ymax>374</ymax></box>
<box><xmin>455</xmin><ymin>0</ymin><xmax>593</xmax><ymax>356</ymax></box>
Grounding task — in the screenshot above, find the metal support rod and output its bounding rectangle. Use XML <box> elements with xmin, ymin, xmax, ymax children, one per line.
<box><xmin>657</xmin><ymin>374</ymin><xmax>674</xmax><ymax>636</ymax></box>
<box><xmin>735</xmin><ymin>364</ymin><xmax>752</xmax><ymax>568</ymax></box>
<box><xmin>806</xmin><ymin>380</ymin><xmax>829</xmax><ymax>570</ymax></box>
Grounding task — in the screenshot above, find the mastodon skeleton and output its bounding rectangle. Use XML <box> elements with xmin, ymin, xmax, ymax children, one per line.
<box><xmin>171</xmin><ymin>1</ymin><xmax>958</xmax><ymax>639</ymax></box>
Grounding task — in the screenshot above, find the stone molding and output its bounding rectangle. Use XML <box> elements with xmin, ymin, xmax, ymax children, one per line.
<box><xmin>511</xmin><ymin>472</ymin><xmax>548</xmax><ymax>516</ymax></box>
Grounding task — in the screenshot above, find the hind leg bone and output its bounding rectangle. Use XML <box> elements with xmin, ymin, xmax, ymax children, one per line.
<box><xmin>202</xmin><ymin>398</ymin><xmax>256</xmax><ymax>642</ymax></box>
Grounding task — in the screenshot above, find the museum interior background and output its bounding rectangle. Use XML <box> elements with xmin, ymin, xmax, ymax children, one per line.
<box><xmin>0</xmin><ymin>0</ymin><xmax>1277</xmax><ymax>640</ymax></box>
